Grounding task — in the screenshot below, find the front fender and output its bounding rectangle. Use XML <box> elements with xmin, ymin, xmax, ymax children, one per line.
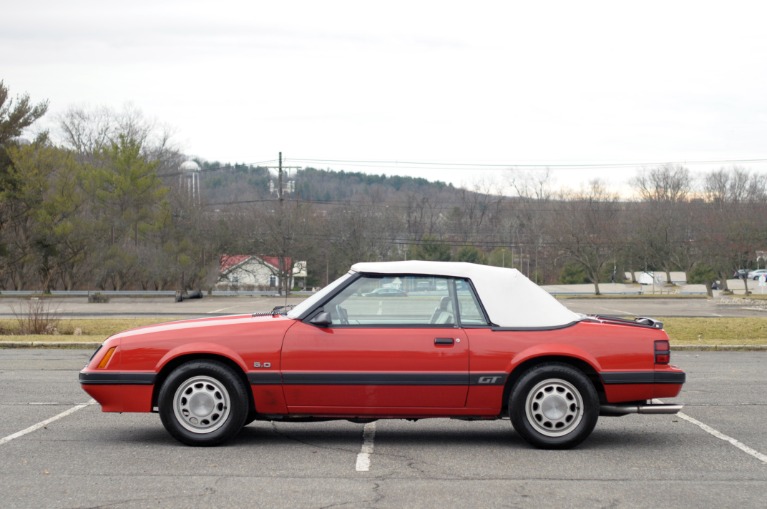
<box><xmin>156</xmin><ymin>343</ymin><xmax>250</xmax><ymax>374</ymax></box>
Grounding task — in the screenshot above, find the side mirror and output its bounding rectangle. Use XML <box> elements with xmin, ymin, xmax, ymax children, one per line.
<box><xmin>309</xmin><ymin>311</ymin><xmax>332</xmax><ymax>327</ymax></box>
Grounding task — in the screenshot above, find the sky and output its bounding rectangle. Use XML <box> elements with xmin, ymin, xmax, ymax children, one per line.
<box><xmin>3</xmin><ymin>0</ymin><xmax>767</xmax><ymax>195</ymax></box>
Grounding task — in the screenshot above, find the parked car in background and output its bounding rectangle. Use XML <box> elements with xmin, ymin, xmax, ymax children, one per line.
<box><xmin>361</xmin><ymin>287</ymin><xmax>407</xmax><ymax>297</ymax></box>
<box><xmin>80</xmin><ymin>261</ymin><xmax>685</xmax><ymax>449</ymax></box>
<box><xmin>747</xmin><ymin>269</ymin><xmax>767</xmax><ymax>280</ymax></box>
<box><xmin>733</xmin><ymin>269</ymin><xmax>749</xmax><ymax>279</ymax></box>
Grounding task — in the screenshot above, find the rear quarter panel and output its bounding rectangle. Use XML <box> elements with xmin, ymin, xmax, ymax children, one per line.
<box><xmin>464</xmin><ymin>320</ymin><xmax>673</xmax><ymax>409</ymax></box>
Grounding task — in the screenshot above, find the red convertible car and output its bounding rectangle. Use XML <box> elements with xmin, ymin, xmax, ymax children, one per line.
<box><xmin>80</xmin><ymin>261</ymin><xmax>685</xmax><ymax>449</ymax></box>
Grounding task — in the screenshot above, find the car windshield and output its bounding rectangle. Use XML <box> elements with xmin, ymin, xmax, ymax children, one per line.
<box><xmin>287</xmin><ymin>271</ymin><xmax>354</xmax><ymax>319</ymax></box>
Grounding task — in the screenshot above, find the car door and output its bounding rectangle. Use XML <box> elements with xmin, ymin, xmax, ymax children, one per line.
<box><xmin>280</xmin><ymin>275</ymin><xmax>470</xmax><ymax>413</ymax></box>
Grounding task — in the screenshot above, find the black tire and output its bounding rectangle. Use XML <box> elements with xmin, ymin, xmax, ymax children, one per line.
<box><xmin>158</xmin><ymin>360</ymin><xmax>249</xmax><ymax>446</ymax></box>
<box><xmin>509</xmin><ymin>363</ymin><xmax>599</xmax><ymax>449</ymax></box>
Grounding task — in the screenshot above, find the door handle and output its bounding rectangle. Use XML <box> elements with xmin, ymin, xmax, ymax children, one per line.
<box><xmin>434</xmin><ymin>337</ymin><xmax>455</xmax><ymax>345</ymax></box>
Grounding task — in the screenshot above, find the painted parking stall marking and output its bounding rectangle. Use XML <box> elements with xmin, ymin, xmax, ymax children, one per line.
<box><xmin>654</xmin><ymin>399</ymin><xmax>767</xmax><ymax>464</ymax></box>
<box><xmin>355</xmin><ymin>422</ymin><xmax>376</xmax><ymax>472</ymax></box>
<box><xmin>678</xmin><ymin>411</ymin><xmax>767</xmax><ymax>464</ymax></box>
<box><xmin>0</xmin><ymin>400</ymin><xmax>95</xmax><ymax>446</ymax></box>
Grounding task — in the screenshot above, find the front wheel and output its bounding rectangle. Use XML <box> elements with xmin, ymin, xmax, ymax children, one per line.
<box><xmin>509</xmin><ymin>363</ymin><xmax>599</xmax><ymax>449</ymax></box>
<box><xmin>158</xmin><ymin>360</ymin><xmax>249</xmax><ymax>446</ymax></box>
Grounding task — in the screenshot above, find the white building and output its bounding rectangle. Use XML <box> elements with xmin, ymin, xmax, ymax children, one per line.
<box><xmin>218</xmin><ymin>255</ymin><xmax>307</xmax><ymax>290</ymax></box>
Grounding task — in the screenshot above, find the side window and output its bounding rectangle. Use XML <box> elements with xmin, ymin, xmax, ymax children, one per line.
<box><xmin>455</xmin><ymin>279</ymin><xmax>489</xmax><ymax>326</ymax></box>
<box><xmin>324</xmin><ymin>275</ymin><xmax>455</xmax><ymax>326</ymax></box>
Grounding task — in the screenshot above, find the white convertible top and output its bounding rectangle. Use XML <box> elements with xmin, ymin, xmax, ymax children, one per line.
<box><xmin>352</xmin><ymin>260</ymin><xmax>582</xmax><ymax>328</ymax></box>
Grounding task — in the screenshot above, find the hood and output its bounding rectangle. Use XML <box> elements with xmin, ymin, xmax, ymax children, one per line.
<box><xmin>111</xmin><ymin>313</ymin><xmax>292</xmax><ymax>341</ymax></box>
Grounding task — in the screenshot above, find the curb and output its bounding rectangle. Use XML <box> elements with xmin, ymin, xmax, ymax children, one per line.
<box><xmin>0</xmin><ymin>341</ymin><xmax>101</xmax><ymax>349</ymax></box>
<box><xmin>671</xmin><ymin>345</ymin><xmax>767</xmax><ymax>352</ymax></box>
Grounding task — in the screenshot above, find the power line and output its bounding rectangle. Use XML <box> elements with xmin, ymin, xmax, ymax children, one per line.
<box><xmin>160</xmin><ymin>156</ymin><xmax>767</xmax><ymax>180</ymax></box>
<box><xmin>159</xmin><ymin>163</ymin><xmax>272</xmax><ymax>178</ymax></box>
<box><xmin>288</xmin><ymin>156</ymin><xmax>767</xmax><ymax>171</ymax></box>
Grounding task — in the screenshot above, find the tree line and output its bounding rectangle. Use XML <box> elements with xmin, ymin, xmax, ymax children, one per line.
<box><xmin>2</xmin><ymin>80</ymin><xmax>766</xmax><ymax>294</ymax></box>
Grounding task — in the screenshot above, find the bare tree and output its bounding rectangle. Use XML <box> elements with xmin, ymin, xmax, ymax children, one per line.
<box><xmin>58</xmin><ymin>104</ymin><xmax>180</xmax><ymax>168</ymax></box>
<box><xmin>404</xmin><ymin>192</ymin><xmax>445</xmax><ymax>240</ymax></box>
<box><xmin>246</xmin><ymin>201</ymin><xmax>318</xmax><ymax>296</ymax></box>
<box><xmin>631</xmin><ymin>164</ymin><xmax>694</xmax><ymax>282</ymax></box>
<box><xmin>703</xmin><ymin>166</ymin><xmax>767</xmax><ymax>205</ymax></box>
<box><xmin>444</xmin><ymin>180</ymin><xmax>504</xmax><ymax>246</ymax></box>
<box><xmin>503</xmin><ymin>168</ymin><xmax>555</xmax><ymax>282</ymax></box>
<box><xmin>507</xmin><ymin>167</ymin><xmax>554</xmax><ymax>201</ymax></box>
<box><xmin>633</xmin><ymin>164</ymin><xmax>692</xmax><ymax>202</ymax></box>
<box><xmin>549</xmin><ymin>180</ymin><xmax>621</xmax><ymax>295</ymax></box>
<box><xmin>700</xmin><ymin>167</ymin><xmax>767</xmax><ymax>293</ymax></box>
<box><xmin>58</xmin><ymin>106</ymin><xmax>114</xmax><ymax>156</ymax></box>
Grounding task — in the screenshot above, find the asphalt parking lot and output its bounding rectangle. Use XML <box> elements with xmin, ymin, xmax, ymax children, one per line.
<box><xmin>0</xmin><ymin>349</ymin><xmax>765</xmax><ymax>509</ymax></box>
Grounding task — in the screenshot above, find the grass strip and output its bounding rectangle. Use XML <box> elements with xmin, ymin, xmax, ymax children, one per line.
<box><xmin>0</xmin><ymin>317</ymin><xmax>175</xmax><ymax>343</ymax></box>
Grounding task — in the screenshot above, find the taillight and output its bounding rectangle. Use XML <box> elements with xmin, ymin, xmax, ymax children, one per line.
<box><xmin>654</xmin><ymin>340</ymin><xmax>670</xmax><ymax>364</ymax></box>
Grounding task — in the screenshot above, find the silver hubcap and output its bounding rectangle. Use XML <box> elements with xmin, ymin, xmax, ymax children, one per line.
<box><xmin>525</xmin><ymin>378</ymin><xmax>584</xmax><ymax>437</ymax></box>
<box><xmin>173</xmin><ymin>375</ymin><xmax>231</xmax><ymax>434</ymax></box>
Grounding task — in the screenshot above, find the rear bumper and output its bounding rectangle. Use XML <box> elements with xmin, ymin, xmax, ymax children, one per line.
<box><xmin>600</xmin><ymin>367</ymin><xmax>686</xmax><ymax>401</ymax></box>
<box><xmin>600</xmin><ymin>371</ymin><xmax>686</xmax><ymax>385</ymax></box>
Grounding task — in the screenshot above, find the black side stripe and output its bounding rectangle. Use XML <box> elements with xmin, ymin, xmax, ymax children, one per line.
<box><xmin>79</xmin><ymin>372</ymin><xmax>156</xmax><ymax>385</ymax></box>
<box><xmin>284</xmin><ymin>373</ymin><xmax>468</xmax><ymax>385</ymax></box>
<box><xmin>260</xmin><ymin>373</ymin><xmax>507</xmax><ymax>386</ymax></box>
<box><xmin>80</xmin><ymin>370</ymin><xmax>684</xmax><ymax>387</ymax></box>
<box><xmin>601</xmin><ymin>372</ymin><xmax>686</xmax><ymax>385</ymax></box>
<box><xmin>248</xmin><ymin>372</ymin><xmax>282</xmax><ymax>385</ymax></box>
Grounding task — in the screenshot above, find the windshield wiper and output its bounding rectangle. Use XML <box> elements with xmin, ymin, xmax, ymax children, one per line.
<box><xmin>252</xmin><ymin>305</ymin><xmax>295</xmax><ymax>317</ymax></box>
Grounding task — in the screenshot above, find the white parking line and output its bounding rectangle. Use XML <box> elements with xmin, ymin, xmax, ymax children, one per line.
<box><xmin>355</xmin><ymin>422</ymin><xmax>376</xmax><ymax>472</ymax></box>
<box><xmin>605</xmin><ymin>307</ymin><xmax>636</xmax><ymax>316</ymax></box>
<box><xmin>208</xmin><ymin>306</ymin><xmax>239</xmax><ymax>314</ymax></box>
<box><xmin>655</xmin><ymin>398</ymin><xmax>766</xmax><ymax>464</ymax></box>
<box><xmin>0</xmin><ymin>400</ymin><xmax>95</xmax><ymax>446</ymax></box>
<box><xmin>677</xmin><ymin>411</ymin><xmax>767</xmax><ymax>464</ymax></box>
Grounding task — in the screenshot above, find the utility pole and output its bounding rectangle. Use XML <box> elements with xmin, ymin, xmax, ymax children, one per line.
<box><xmin>262</xmin><ymin>153</ymin><xmax>301</xmax><ymax>299</ymax></box>
<box><xmin>266</xmin><ymin>152</ymin><xmax>300</xmax><ymax>203</ymax></box>
<box><xmin>278</xmin><ymin>152</ymin><xmax>283</xmax><ymax>203</ymax></box>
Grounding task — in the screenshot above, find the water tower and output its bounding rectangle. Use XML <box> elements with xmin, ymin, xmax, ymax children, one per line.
<box><xmin>179</xmin><ymin>160</ymin><xmax>201</xmax><ymax>205</ymax></box>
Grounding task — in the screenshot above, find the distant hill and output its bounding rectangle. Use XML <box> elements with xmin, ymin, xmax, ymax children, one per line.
<box><xmin>196</xmin><ymin>162</ymin><xmax>456</xmax><ymax>206</ymax></box>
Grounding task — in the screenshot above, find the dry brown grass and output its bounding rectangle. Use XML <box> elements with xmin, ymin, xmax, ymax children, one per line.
<box><xmin>0</xmin><ymin>317</ymin><xmax>173</xmax><ymax>344</ymax></box>
<box><xmin>661</xmin><ymin>317</ymin><xmax>767</xmax><ymax>345</ymax></box>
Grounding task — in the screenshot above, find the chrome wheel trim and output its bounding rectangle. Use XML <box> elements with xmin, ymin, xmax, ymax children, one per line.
<box><xmin>173</xmin><ymin>375</ymin><xmax>231</xmax><ymax>434</ymax></box>
<box><xmin>525</xmin><ymin>378</ymin><xmax>584</xmax><ymax>438</ymax></box>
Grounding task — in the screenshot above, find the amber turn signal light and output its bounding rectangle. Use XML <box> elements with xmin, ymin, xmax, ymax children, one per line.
<box><xmin>97</xmin><ymin>346</ymin><xmax>117</xmax><ymax>369</ymax></box>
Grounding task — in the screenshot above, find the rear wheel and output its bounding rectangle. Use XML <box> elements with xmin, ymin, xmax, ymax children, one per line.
<box><xmin>509</xmin><ymin>363</ymin><xmax>599</xmax><ymax>449</ymax></box>
<box><xmin>159</xmin><ymin>360</ymin><xmax>249</xmax><ymax>446</ymax></box>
